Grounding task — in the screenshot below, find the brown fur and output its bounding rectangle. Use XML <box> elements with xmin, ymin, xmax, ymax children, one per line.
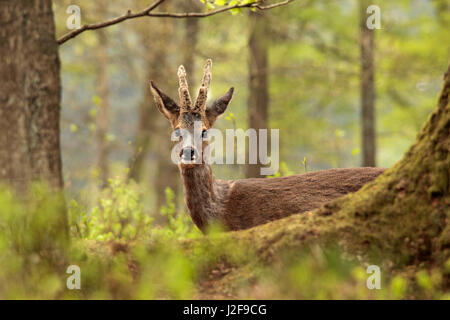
<box><xmin>180</xmin><ymin>165</ymin><xmax>384</xmax><ymax>231</ymax></box>
<box><xmin>151</xmin><ymin>59</ymin><xmax>385</xmax><ymax>232</ymax></box>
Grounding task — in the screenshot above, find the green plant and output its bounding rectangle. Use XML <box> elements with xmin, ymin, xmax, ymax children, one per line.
<box><xmin>69</xmin><ymin>178</ymin><xmax>152</xmax><ymax>241</ymax></box>
<box><xmin>268</xmin><ymin>161</ymin><xmax>294</xmax><ymax>178</ymax></box>
<box><xmin>151</xmin><ymin>187</ymin><xmax>201</xmax><ymax>240</ymax></box>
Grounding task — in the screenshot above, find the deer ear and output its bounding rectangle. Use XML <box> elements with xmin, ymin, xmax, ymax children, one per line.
<box><xmin>150</xmin><ymin>81</ymin><xmax>180</xmax><ymax>121</ymax></box>
<box><xmin>206</xmin><ymin>87</ymin><xmax>234</xmax><ymax>125</ymax></box>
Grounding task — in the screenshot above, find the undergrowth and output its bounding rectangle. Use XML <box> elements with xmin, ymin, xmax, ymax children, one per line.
<box><xmin>0</xmin><ymin>181</ymin><xmax>448</xmax><ymax>299</ymax></box>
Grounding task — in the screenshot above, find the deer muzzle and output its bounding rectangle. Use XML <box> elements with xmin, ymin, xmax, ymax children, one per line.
<box><xmin>180</xmin><ymin>146</ymin><xmax>198</xmax><ymax>162</ymax></box>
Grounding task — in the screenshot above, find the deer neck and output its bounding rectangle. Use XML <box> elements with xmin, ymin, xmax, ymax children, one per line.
<box><xmin>180</xmin><ymin>164</ymin><xmax>223</xmax><ymax>231</ymax></box>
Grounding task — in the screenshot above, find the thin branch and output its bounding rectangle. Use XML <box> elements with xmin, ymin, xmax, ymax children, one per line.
<box><xmin>58</xmin><ymin>0</ymin><xmax>166</xmax><ymax>45</ymax></box>
<box><xmin>146</xmin><ymin>0</ymin><xmax>294</xmax><ymax>18</ymax></box>
<box><xmin>254</xmin><ymin>0</ymin><xmax>293</xmax><ymax>10</ymax></box>
<box><xmin>58</xmin><ymin>0</ymin><xmax>295</xmax><ymax>46</ymax></box>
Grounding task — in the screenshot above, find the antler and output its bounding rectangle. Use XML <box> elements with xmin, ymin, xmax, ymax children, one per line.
<box><xmin>177</xmin><ymin>59</ymin><xmax>213</xmax><ymax>112</ymax></box>
<box><xmin>178</xmin><ymin>65</ymin><xmax>192</xmax><ymax>111</ymax></box>
<box><xmin>194</xmin><ymin>59</ymin><xmax>212</xmax><ymax>111</ymax></box>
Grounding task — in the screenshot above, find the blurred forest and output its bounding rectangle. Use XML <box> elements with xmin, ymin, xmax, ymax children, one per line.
<box><xmin>0</xmin><ymin>0</ymin><xmax>449</xmax><ymax>300</ymax></box>
<box><xmin>54</xmin><ymin>0</ymin><xmax>448</xmax><ymax>213</ymax></box>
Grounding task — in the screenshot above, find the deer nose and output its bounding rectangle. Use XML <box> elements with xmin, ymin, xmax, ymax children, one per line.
<box><xmin>180</xmin><ymin>147</ymin><xmax>197</xmax><ymax>161</ymax></box>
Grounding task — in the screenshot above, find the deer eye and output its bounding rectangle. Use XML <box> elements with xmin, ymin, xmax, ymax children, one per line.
<box><xmin>173</xmin><ymin>128</ymin><xmax>181</xmax><ymax>138</ymax></box>
<box><xmin>202</xmin><ymin>130</ymin><xmax>208</xmax><ymax>139</ymax></box>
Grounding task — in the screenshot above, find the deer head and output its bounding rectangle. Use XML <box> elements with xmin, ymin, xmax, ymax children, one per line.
<box><xmin>150</xmin><ymin>59</ymin><xmax>234</xmax><ymax>168</ymax></box>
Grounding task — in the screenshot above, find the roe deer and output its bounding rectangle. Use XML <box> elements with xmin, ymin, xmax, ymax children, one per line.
<box><xmin>150</xmin><ymin>59</ymin><xmax>385</xmax><ymax>232</ymax></box>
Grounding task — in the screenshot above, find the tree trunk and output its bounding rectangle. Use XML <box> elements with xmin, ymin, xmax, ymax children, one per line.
<box><xmin>128</xmin><ymin>22</ymin><xmax>170</xmax><ymax>183</ymax></box>
<box><xmin>0</xmin><ymin>0</ymin><xmax>64</xmax><ymax>193</ymax></box>
<box><xmin>128</xmin><ymin>16</ymin><xmax>180</xmax><ymax>212</ymax></box>
<box><xmin>182</xmin><ymin>1</ymin><xmax>200</xmax><ymax>76</ymax></box>
<box><xmin>127</xmin><ymin>55</ymin><xmax>154</xmax><ymax>183</ymax></box>
<box><xmin>247</xmin><ymin>11</ymin><xmax>269</xmax><ymax>178</ymax></box>
<box><xmin>231</xmin><ymin>64</ymin><xmax>450</xmax><ymax>267</ymax></box>
<box><xmin>95</xmin><ymin>27</ymin><xmax>110</xmax><ymax>189</ymax></box>
<box><xmin>360</xmin><ymin>0</ymin><xmax>376</xmax><ymax>167</ymax></box>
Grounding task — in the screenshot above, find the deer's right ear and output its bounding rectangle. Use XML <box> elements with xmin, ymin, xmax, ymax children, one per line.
<box><xmin>206</xmin><ymin>87</ymin><xmax>234</xmax><ymax>126</ymax></box>
<box><xmin>150</xmin><ymin>81</ymin><xmax>180</xmax><ymax>122</ymax></box>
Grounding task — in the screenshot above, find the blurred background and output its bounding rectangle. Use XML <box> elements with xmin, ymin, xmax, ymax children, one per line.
<box><xmin>53</xmin><ymin>0</ymin><xmax>449</xmax><ymax>216</ymax></box>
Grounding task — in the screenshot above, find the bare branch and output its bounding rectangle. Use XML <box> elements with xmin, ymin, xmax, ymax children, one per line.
<box><xmin>57</xmin><ymin>0</ymin><xmax>295</xmax><ymax>46</ymax></box>
<box><xmin>253</xmin><ymin>0</ymin><xmax>294</xmax><ymax>10</ymax></box>
<box><xmin>58</xmin><ymin>0</ymin><xmax>166</xmax><ymax>45</ymax></box>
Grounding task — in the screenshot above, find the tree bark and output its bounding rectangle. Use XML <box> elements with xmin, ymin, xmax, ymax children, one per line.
<box><xmin>247</xmin><ymin>11</ymin><xmax>269</xmax><ymax>178</ymax></box>
<box><xmin>182</xmin><ymin>1</ymin><xmax>200</xmax><ymax>76</ymax></box>
<box><xmin>127</xmin><ymin>48</ymin><xmax>154</xmax><ymax>183</ymax></box>
<box><xmin>360</xmin><ymin>0</ymin><xmax>376</xmax><ymax>167</ymax></box>
<box><xmin>0</xmin><ymin>0</ymin><xmax>64</xmax><ymax>193</ymax></box>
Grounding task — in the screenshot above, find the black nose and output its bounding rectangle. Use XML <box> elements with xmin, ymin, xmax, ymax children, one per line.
<box><xmin>181</xmin><ymin>147</ymin><xmax>196</xmax><ymax>161</ymax></box>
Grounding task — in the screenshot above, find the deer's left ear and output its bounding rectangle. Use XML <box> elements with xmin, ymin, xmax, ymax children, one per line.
<box><xmin>206</xmin><ymin>87</ymin><xmax>234</xmax><ymax>126</ymax></box>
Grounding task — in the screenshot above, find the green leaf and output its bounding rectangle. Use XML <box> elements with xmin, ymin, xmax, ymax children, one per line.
<box><xmin>230</xmin><ymin>7</ymin><xmax>242</xmax><ymax>15</ymax></box>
